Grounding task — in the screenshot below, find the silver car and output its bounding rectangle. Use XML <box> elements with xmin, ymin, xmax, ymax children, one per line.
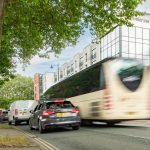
<box><xmin>29</xmin><ymin>100</ymin><xmax>81</xmax><ymax>133</ymax></box>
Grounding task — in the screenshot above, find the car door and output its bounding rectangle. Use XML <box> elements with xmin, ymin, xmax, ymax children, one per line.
<box><xmin>30</xmin><ymin>105</ymin><xmax>38</xmax><ymax>126</ymax></box>
<box><xmin>33</xmin><ymin>104</ymin><xmax>42</xmax><ymax>127</ymax></box>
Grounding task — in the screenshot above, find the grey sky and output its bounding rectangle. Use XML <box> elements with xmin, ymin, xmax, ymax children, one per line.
<box><xmin>138</xmin><ymin>0</ymin><xmax>150</xmax><ymax>13</ymax></box>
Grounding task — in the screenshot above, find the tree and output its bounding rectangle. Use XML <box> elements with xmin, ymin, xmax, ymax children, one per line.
<box><xmin>0</xmin><ymin>0</ymin><xmax>144</xmax><ymax>81</ymax></box>
<box><xmin>0</xmin><ymin>74</ymin><xmax>34</xmax><ymax>108</ymax></box>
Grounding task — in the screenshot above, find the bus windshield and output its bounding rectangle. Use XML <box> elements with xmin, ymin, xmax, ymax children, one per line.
<box><xmin>111</xmin><ymin>59</ymin><xmax>144</xmax><ymax>91</ymax></box>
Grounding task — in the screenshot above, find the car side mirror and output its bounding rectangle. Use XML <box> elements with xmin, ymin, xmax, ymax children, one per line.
<box><xmin>30</xmin><ymin>110</ymin><xmax>34</xmax><ymax>114</ymax></box>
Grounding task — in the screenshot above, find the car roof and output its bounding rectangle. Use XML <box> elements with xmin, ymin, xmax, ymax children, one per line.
<box><xmin>40</xmin><ymin>99</ymin><xmax>70</xmax><ymax>104</ymax></box>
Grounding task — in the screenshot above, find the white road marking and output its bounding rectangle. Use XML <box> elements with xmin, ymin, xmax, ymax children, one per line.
<box><xmin>82</xmin><ymin>127</ymin><xmax>150</xmax><ymax>141</ymax></box>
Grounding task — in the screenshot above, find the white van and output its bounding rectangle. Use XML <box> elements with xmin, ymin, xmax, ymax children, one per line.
<box><xmin>8</xmin><ymin>100</ymin><xmax>38</xmax><ymax>125</ymax></box>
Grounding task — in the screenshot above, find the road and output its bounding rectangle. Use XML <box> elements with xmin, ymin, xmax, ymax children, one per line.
<box><xmin>16</xmin><ymin>122</ymin><xmax>150</xmax><ymax>150</ymax></box>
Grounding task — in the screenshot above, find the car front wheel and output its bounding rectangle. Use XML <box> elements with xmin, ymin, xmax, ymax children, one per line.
<box><xmin>8</xmin><ymin>120</ymin><xmax>12</xmax><ymax>125</ymax></box>
<box><xmin>29</xmin><ymin>119</ymin><xmax>34</xmax><ymax>130</ymax></box>
<box><xmin>38</xmin><ymin>121</ymin><xmax>45</xmax><ymax>133</ymax></box>
<box><xmin>72</xmin><ymin>125</ymin><xmax>80</xmax><ymax>130</ymax></box>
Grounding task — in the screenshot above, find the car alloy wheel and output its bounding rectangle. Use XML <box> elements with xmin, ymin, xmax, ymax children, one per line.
<box><xmin>29</xmin><ymin>119</ymin><xmax>34</xmax><ymax>130</ymax></box>
<box><xmin>72</xmin><ymin>125</ymin><xmax>80</xmax><ymax>130</ymax></box>
<box><xmin>38</xmin><ymin>121</ymin><xmax>45</xmax><ymax>133</ymax></box>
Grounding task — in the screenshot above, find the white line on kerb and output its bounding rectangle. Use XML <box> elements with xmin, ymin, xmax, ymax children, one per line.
<box><xmin>14</xmin><ymin>127</ymin><xmax>59</xmax><ymax>150</ymax></box>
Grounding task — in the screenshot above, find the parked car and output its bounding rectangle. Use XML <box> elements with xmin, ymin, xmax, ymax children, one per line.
<box><xmin>8</xmin><ymin>100</ymin><xmax>38</xmax><ymax>125</ymax></box>
<box><xmin>29</xmin><ymin>99</ymin><xmax>81</xmax><ymax>133</ymax></box>
<box><xmin>0</xmin><ymin>109</ymin><xmax>8</xmax><ymax>122</ymax></box>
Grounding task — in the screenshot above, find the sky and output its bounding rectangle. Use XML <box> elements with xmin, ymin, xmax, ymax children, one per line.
<box><xmin>16</xmin><ymin>0</ymin><xmax>150</xmax><ymax>77</ymax></box>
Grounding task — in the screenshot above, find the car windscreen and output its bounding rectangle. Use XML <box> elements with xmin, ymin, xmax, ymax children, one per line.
<box><xmin>46</xmin><ymin>101</ymin><xmax>74</xmax><ymax>109</ymax></box>
<box><xmin>111</xmin><ymin>59</ymin><xmax>144</xmax><ymax>91</ymax></box>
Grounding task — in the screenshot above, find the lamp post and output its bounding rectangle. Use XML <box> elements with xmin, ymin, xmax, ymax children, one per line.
<box><xmin>50</xmin><ymin>64</ymin><xmax>59</xmax><ymax>81</ymax></box>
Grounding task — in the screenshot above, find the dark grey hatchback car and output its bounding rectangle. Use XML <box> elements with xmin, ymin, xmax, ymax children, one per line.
<box><xmin>29</xmin><ymin>99</ymin><xmax>81</xmax><ymax>133</ymax></box>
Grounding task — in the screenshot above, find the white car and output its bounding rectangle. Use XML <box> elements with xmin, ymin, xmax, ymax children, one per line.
<box><xmin>8</xmin><ymin>100</ymin><xmax>38</xmax><ymax>125</ymax></box>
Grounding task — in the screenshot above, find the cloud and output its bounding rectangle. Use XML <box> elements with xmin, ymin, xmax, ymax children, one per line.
<box><xmin>138</xmin><ymin>0</ymin><xmax>150</xmax><ymax>13</ymax></box>
<box><xmin>16</xmin><ymin>30</ymin><xmax>92</xmax><ymax>77</ymax></box>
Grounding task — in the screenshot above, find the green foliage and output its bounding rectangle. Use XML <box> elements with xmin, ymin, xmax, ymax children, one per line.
<box><xmin>0</xmin><ymin>0</ymin><xmax>144</xmax><ymax>80</ymax></box>
<box><xmin>0</xmin><ymin>75</ymin><xmax>34</xmax><ymax>109</ymax></box>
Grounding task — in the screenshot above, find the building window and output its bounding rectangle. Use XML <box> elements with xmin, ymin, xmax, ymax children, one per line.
<box><xmin>136</xmin><ymin>27</ymin><xmax>142</xmax><ymax>39</ymax></box>
<box><xmin>85</xmin><ymin>53</ymin><xmax>87</xmax><ymax>62</ymax></box>
<box><xmin>143</xmin><ymin>28</ymin><xmax>149</xmax><ymax>40</ymax></box>
<box><xmin>136</xmin><ymin>43</ymin><xmax>142</xmax><ymax>55</ymax></box>
<box><xmin>75</xmin><ymin>60</ymin><xmax>77</xmax><ymax>68</ymax></box>
<box><xmin>122</xmin><ymin>26</ymin><xmax>128</xmax><ymax>36</ymax></box>
<box><xmin>129</xmin><ymin>27</ymin><xmax>135</xmax><ymax>38</ymax></box>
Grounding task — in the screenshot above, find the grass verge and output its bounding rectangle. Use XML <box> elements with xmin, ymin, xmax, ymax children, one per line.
<box><xmin>0</xmin><ymin>136</ymin><xmax>30</xmax><ymax>147</ymax></box>
<box><xmin>0</xmin><ymin>124</ymin><xmax>13</xmax><ymax>129</ymax></box>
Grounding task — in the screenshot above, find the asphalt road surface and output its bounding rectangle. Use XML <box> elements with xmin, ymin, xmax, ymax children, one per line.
<box><xmin>16</xmin><ymin>122</ymin><xmax>150</xmax><ymax>150</ymax></box>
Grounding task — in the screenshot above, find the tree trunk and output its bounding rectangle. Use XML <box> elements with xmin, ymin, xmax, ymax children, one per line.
<box><xmin>0</xmin><ymin>0</ymin><xmax>5</xmax><ymax>47</ymax></box>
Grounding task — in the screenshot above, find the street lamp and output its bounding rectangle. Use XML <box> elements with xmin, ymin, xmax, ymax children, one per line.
<box><xmin>50</xmin><ymin>64</ymin><xmax>59</xmax><ymax>81</ymax></box>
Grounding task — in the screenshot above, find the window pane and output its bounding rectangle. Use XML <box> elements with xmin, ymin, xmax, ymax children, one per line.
<box><xmin>101</xmin><ymin>38</ymin><xmax>104</xmax><ymax>48</ymax></box>
<box><xmin>143</xmin><ymin>59</ymin><xmax>149</xmax><ymax>66</ymax></box>
<box><xmin>136</xmin><ymin>39</ymin><xmax>142</xmax><ymax>43</ymax></box>
<box><xmin>112</xmin><ymin>30</ymin><xmax>115</xmax><ymax>40</ymax></box>
<box><xmin>129</xmin><ymin>53</ymin><xmax>135</xmax><ymax>58</ymax></box>
<box><xmin>143</xmin><ymin>44</ymin><xmax>149</xmax><ymax>55</ymax></box>
<box><xmin>122</xmin><ymin>53</ymin><xmax>128</xmax><ymax>58</ymax></box>
<box><xmin>129</xmin><ymin>27</ymin><xmax>135</xmax><ymax>37</ymax></box>
<box><xmin>116</xmin><ymin>42</ymin><xmax>119</xmax><ymax>54</ymax></box>
<box><xmin>115</xmin><ymin>27</ymin><xmax>119</xmax><ymax>37</ymax></box>
<box><xmin>129</xmin><ymin>37</ymin><xmax>135</xmax><ymax>42</ymax></box>
<box><xmin>108</xmin><ymin>33</ymin><xmax>111</xmax><ymax>43</ymax></box>
<box><xmin>136</xmin><ymin>43</ymin><xmax>142</xmax><ymax>54</ymax></box>
<box><xmin>129</xmin><ymin>42</ymin><xmax>135</xmax><ymax>54</ymax></box>
<box><xmin>104</xmin><ymin>36</ymin><xmax>107</xmax><ymax>46</ymax></box>
<box><xmin>143</xmin><ymin>29</ymin><xmax>149</xmax><ymax>39</ymax></box>
<box><xmin>143</xmin><ymin>39</ymin><xmax>149</xmax><ymax>44</ymax></box>
<box><xmin>136</xmin><ymin>27</ymin><xmax>142</xmax><ymax>38</ymax></box>
<box><xmin>136</xmin><ymin>55</ymin><xmax>142</xmax><ymax>59</ymax></box>
<box><xmin>122</xmin><ymin>36</ymin><xmax>128</xmax><ymax>41</ymax></box>
<box><xmin>143</xmin><ymin>55</ymin><xmax>149</xmax><ymax>59</ymax></box>
<box><xmin>104</xmin><ymin>50</ymin><xmax>107</xmax><ymax>58</ymax></box>
<box><xmin>108</xmin><ymin>47</ymin><xmax>111</xmax><ymax>57</ymax></box>
<box><xmin>122</xmin><ymin>41</ymin><xmax>128</xmax><ymax>53</ymax></box>
<box><xmin>112</xmin><ymin>44</ymin><xmax>116</xmax><ymax>55</ymax></box>
<box><xmin>122</xmin><ymin>26</ymin><xmax>128</xmax><ymax>36</ymax></box>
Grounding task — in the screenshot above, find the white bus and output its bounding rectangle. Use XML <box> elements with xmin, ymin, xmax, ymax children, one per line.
<box><xmin>44</xmin><ymin>58</ymin><xmax>150</xmax><ymax>125</ymax></box>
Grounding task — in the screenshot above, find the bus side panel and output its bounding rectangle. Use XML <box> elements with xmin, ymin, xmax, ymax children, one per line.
<box><xmin>68</xmin><ymin>90</ymin><xmax>106</xmax><ymax>120</ymax></box>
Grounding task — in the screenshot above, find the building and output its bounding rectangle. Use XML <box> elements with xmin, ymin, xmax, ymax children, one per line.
<box><xmin>42</xmin><ymin>72</ymin><xmax>54</xmax><ymax>93</ymax></box>
<box><xmin>34</xmin><ymin>72</ymin><xmax>55</xmax><ymax>100</ymax></box>
<box><xmin>34</xmin><ymin>73</ymin><xmax>43</xmax><ymax>101</ymax></box>
<box><xmin>100</xmin><ymin>14</ymin><xmax>150</xmax><ymax>65</ymax></box>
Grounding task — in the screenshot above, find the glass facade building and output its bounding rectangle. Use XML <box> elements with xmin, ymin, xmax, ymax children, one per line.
<box><xmin>100</xmin><ymin>14</ymin><xmax>150</xmax><ymax>66</ymax></box>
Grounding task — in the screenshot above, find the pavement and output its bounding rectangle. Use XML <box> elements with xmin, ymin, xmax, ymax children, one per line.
<box><xmin>0</xmin><ymin>123</ymin><xmax>55</xmax><ymax>150</ymax></box>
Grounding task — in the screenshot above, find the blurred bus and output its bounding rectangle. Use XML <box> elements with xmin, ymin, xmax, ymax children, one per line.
<box><xmin>44</xmin><ymin>58</ymin><xmax>150</xmax><ymax>125</ymax></box>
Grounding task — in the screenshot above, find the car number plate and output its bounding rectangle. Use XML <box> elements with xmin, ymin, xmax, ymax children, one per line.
<box><xmin>56</xmin><ymin>113</ymin><xmax>64</xmax><ymax>117</ymax></box>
